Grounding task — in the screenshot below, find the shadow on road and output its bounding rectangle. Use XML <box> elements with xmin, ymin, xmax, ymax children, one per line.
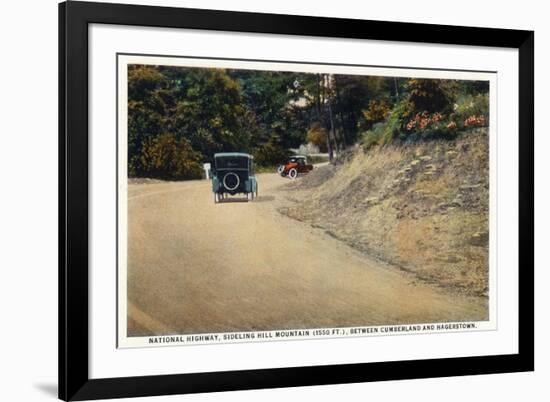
<box><xmin>218</xmin><ymin>198</ymin><xmax>249</xmax><ymax>203</ymax></box>
<box><xmin>217</xmin><ymin>195</ymin><xmax>275</xmax><ymax>203</ymax></box>
<box><xmin>253</xmin><ymin>195</ymin><xmax>275</xmax><ymax>203</ymax></box>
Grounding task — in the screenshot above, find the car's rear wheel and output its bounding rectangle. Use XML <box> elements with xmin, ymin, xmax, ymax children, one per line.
<box><xmin>288</xmin><ymin>168</ymin><xmax>298</xmax><ymax>179</ymax></box>
<box><xmin>223</xmin><ymin>172</ymin><xmax>240</xmax><ymax>191</ymax></box>
<box><xmin>277</xmin><ymin>165</ymin><xmax>285</xmax><ymax>174</ymax></box>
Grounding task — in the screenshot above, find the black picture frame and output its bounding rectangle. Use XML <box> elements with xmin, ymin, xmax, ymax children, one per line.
<box><xmin>59</xmin><ymin>1</ymin><xmax>534</xmax><ymax>400</ymax></box>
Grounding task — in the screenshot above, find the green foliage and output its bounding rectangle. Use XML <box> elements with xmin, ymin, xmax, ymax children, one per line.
<box><xmin>128</xmin><ymin>65</ymin><xmax>253</xmax><ymax>178</ymax></box>
<box><xmin>383</xmin><ymin>99</ymin><xmax>412</xmax><ymax>142</ymax></box>
<box><xmin>451</xmin><ymin>92</ymin><xmax>489</xmax><ymax>126</ymax></box>
<box><xmin>171</xmin><ymin>68</ymin><xmax>249</xmax><ymax>157</ymax></box>
<box><xmin>406</xmin><ymin>79</ymin><xmax>454</xmax><ymax>115</ymax></box>
<box><xmin>253</xmin><ymin>135</ymin><xmax>288</xmax><ymax>167</ymax></box>
<box><xmin>128</xmin><ymin>66</ymin><xmax>173</xmax><ymax>176</ymax></box>
<box><xmin>455</xmin><ymin>80</ymin><xmax>490</xmax><ymax>96</ymax></box>
<box><xmin>128</xmin><ymin>65</ymin><xmax>168</xmax><ymax>101</ymax></box>
<box><xmin>362</xmin><ymin>122</ymin><xmax>386</xmax><ymax>150</ymax></box>
<box><xmin>139</xmin><ymin>133</ymin><xmax>203</xmax><ymax>180</ymax></box>
<box><xmin>230</xmin><ymin>70</ymin><xmax>311</xmax><ymax>149</ymax></box>
<box><xmin>127</xmin><ymin>63</ymin><xmax>490</xmax><ymax>177</ymax></box>
<box><xmin>359</xmin><ymin>78</ymin><xmax>489</xmax><ymax>151</ymax></box>
<box><xmin>404</xmin><ymin>112</ymin><xmax>459</xmax><ymax>140</ymax></box>
<box><xmin>330</xmin><ymin>75</ymin><xmax>393</xmax><ymax>145</ymax></box>
<box><xmin>399</xmin><ymin>91</ymin><xmax>488</xmax><ymax>141</ymax></box>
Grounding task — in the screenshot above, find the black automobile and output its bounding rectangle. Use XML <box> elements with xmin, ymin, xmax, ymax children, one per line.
<box><xmin>211</xmin><ymin>153</ymin><xmax>258</xmax><ymax>203</ymax></box>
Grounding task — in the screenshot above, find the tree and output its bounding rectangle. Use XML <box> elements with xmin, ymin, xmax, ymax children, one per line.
<box><xmin>170</xmin><ymin>68</ymin><xmax>250</xmax><ymax>158</ymax></box>
<box><xmin>358</xmin><ymin>99</ymin><xmax>392</xmax><ymax>131</ymax></box>
<box><xmin>128</xmin><ymin>65</ymin><xmax>173</xmax><ymax>176</ymax></box>
<box><xmin>406</xmin><ymin>79</ymin><xmax>453</xmax><ymax>115</ymax></box>
<box><xmin>253</xmin><ymin>134</ymin><xmax>288</xmax><ymax>167</ymax></box>
<box><xmin>127</xmin><ymin>63</ymin><xmax>483</xmax><ymax>179</ymax></box>
<box><xmin>331</xmin><ymin>75</ymin><xmax>393</xmax><ymax>147</ymax></box>
<box><xmin>306</xmin><ymin>122</ymin><xmax>328</xmax><ymax>152</ymax></box>
<box><xmin>229</xmin><ymin>70</ymin><xmax>311</xmax><ymax>150</ymax></box>
<box><xmin>139</xmin><ymin>133</ymin><xmax>203</xmax><ymax>180</ymax></box>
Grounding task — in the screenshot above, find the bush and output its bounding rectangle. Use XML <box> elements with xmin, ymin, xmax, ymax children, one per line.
<box><xmin>359</xmin><ymin>99</ymin><xmax>391</xmax><ymax>131</ymax></box>
<box><xmin>451</xmin><ymin>93</ymin><xmax>489</xmax><ymax>128</ymax></box>
<box><xmin>403</xmin><ymin>111</ymin><xmax>460</xmax><ymax>140</ymax></box>
<box><xmin>138</xmin><ymin>133</ymin><xmax>203</xmax><ymax>180</ymax></box>
<box><xmin>383</xmin><ymin>99</ymin><xmax>412</xmax><ymax>142</ymax></box>
<box><xmin>361</xmin><ymin>100</ymin><xmax>413</xmax><ymax>150</ymax></box>
<box><xmin>359</xmin><ymin>82</ymin><xmax>488</xmax><ymax>150</ymax></box>
<box><xmin>453</xmin><ymin>93</ymin><xmax>489</xmax><ymax>117</ymax></box>
<box><xmin>253</xmin><ymin>136</ymin><xmax>288</xmax><ymax>167</ymax></box>
<box><xmin>362</xmin><ymin>122</ymin><xmax>386</xmax><ymax>150</ymax></box>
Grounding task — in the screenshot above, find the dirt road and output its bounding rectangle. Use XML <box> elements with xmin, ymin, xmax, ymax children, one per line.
<box><xmin>127</xmin><ymin>173</ymin><xmax>487</xmax><ymax>336</ymax></box>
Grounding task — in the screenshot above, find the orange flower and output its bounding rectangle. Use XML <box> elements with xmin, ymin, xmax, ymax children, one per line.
<box><xmin>464</xmin><ymin>115</ymin><xmax>486</xmax><ymax>127</ymax></box>
<box><xmin>446</xmin><ymin>121</ymin><xmax>457</xmax><ymax>129</ymax></box>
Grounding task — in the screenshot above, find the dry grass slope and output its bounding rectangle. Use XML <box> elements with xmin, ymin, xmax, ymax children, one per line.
<box><xmin>280</xmin><ymin>128</ymin><xmax>489</xmax><ymax>297</ymax></box>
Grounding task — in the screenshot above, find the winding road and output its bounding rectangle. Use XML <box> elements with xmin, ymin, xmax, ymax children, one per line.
<box><xmin>126</xmin><ymin>173</ymin><xmax>487</xmax><ymax>336</ymax></box>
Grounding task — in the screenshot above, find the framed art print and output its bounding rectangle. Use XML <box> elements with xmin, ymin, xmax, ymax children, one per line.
<box><xmin>59</xmin><ymin>1</ymin><xmax>534</xmax><ymax>400</ymax></box>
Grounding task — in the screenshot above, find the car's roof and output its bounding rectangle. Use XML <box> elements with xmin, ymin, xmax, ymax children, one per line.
<box><xmin>214</xmin><ymin>152</ymin><xmax>253</xmax><ymax>159</ymax></box>
<box><xmin>291</xmin><ymin>155</ymin><xmax>307</xmax><ymax>158</ymax></box>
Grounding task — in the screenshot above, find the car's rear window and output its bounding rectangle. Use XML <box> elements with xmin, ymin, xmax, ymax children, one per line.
<box><xmin>215</xmin><ymin>157</ymin><xmax>249</xmax><ymax>169</ymax></box>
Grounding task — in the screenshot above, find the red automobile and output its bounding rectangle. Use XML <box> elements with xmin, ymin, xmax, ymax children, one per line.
<box><xmin>277</xmin><ymin>156</ymin><xmax>313</xmax><ymax>179</ymax></box>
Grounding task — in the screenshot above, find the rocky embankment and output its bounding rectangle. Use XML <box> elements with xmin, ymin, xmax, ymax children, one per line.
<box><xmin>280</xmin><ymin>128</ymin><xmax>489</xmax><ymax>297</ymax></box>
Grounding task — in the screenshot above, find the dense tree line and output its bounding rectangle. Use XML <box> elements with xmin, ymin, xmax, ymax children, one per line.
<box><xmin>127</xmin><ymin>64</ymin><xmax>489</xmax><ymax>180</ymax></box>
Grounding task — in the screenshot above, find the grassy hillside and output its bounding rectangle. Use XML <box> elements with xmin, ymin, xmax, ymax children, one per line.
<box><xmin>280</xmin><ymin>128</ymin><xmax>489</xmax><ymax>297</ymax></box>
